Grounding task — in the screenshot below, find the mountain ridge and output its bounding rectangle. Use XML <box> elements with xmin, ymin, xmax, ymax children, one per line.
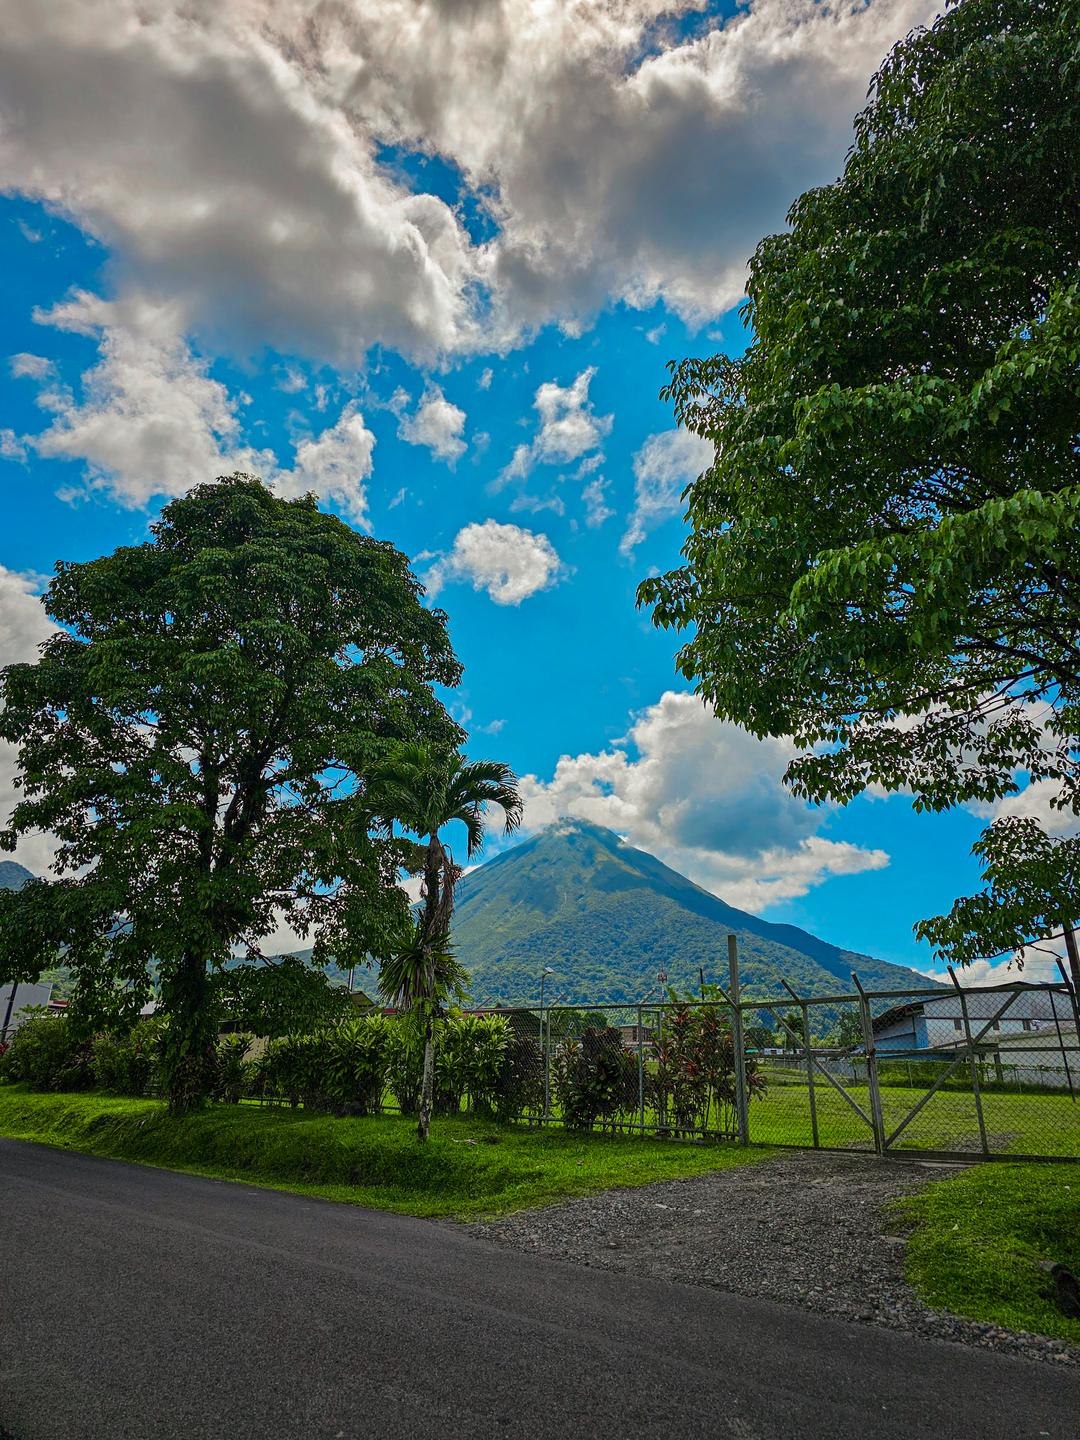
<box><xmin>448</xmin><ymin>820</ymin><xmax>935</xmax><ymax>1005</ymax></box>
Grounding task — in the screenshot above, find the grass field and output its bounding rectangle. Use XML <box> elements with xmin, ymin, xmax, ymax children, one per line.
<box><xmin>0</xmin><ymin>1085</ymin><xmax>770</xmax><ymax>1218</ymax></box>
<box><xmin>746</xmin><ymin>1073</ymin><xmax>1080</xmax><ymax>1157</ymax></box>
<box><xmin>894</xmin><ymin>1164</ymin><xmax>1080</xmax><ymax>1344</ymax></box>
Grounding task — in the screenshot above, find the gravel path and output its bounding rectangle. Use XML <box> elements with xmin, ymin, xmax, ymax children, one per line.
<box><xmin>464</xmin><ymin>1150</ymin><xmax>1080</xmax><ymax>1367</ymax></box>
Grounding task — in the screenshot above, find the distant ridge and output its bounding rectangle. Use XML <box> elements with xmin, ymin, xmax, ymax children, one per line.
<box><xmin>0</xmin><ymin>860</ymin><xmax>33</xmax><ymax>891</ymax></box>
<box><xmin>448</xmin><ymin>819</ymin><xmax>936</xmax><ymax>1005</ymax></box>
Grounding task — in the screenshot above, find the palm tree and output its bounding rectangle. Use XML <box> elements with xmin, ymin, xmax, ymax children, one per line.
<box><xmin>374</xmin><ymin>744</ymin><xmax>522</xmax><ymax>1140</ymax></box>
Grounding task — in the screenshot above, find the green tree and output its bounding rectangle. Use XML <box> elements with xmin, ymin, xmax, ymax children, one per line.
<box><xmin>373</xmin><ymin>744</ymin><xmax>522</xmax><ymax>1140</ymax></box>
<box><xmin>639</xmin><ymin>0</ymin><xmax>1080</xmax><ymax>984</ymax></box>
<box><xmin>0</xmin><ymin>476</ymin><xmax>462</xmax><ymax>1111</ymax></box>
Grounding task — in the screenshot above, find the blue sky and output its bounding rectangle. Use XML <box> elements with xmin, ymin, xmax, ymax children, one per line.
<box><xmin>2</xmin><ymin>0</ymin><xmax>1007</xmax><ymax>979</ymax></box>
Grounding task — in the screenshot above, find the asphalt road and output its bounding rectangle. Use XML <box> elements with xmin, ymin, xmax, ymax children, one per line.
<box><xmin>1</xmin><ymin>1140</ymin><xmax>1077</xmax><ymax>1440</ymax></box>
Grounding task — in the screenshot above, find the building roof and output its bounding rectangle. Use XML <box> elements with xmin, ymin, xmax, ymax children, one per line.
<box><xmin>873</xmin><ymin>987</ymin><xmax>1069</xmax><ymax>1033</ymax></box>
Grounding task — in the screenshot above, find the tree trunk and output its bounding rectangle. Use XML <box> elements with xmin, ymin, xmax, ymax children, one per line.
<box><xmin>161</xmin><ymin>949</ymin><xmax>217</xmax><ymax>1115</ymax></box>
<box><xmin>1065</xmin><ymin>925</ymin><xmax>1080</xmax><ymax>1004</ymax></box>
<box><xmin>416</xmin><ymin>836</ymin><xmax>442</xmax><ymax>1143</ymax></box>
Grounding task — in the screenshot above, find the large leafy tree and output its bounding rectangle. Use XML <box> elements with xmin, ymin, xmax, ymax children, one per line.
<box><xmin>374</xmin><ymin>745</ymin><xmax>522</xmax><ymax>1140</ymax></box>
<box><xmin>0</xmin><ymin>476</ymin><xmax>462</xmax><ymax>1110</ymax></box>
<box><xmin>639</xmin><ymin>0</ymin><xmax>1080</xmax><ymax>985</ymax></box>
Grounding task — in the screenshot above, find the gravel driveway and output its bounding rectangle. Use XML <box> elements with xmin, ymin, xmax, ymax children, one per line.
<box><xmin>464</xmin><ymin>1150</ymin><xmax>1079</xmax><ymax>1367</ymax></box>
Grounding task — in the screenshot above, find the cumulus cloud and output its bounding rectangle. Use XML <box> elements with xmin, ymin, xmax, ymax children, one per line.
<box><xmin>621</xmin><ymin>427</ymin><xmax>714</xmax><ymax>556</ymax></box>
<box><xmin>0</xmin><ymin>567</ymin><xmax>61</xmax><ymax>875</ymax></box>
<box><xmin>519</xmin><ymin>690</ymin><xmax>888</xmax><ymax>910</ymax></box>
<box><xmin>397</xmin><ymin>386</ymin><xmax>467</xmax><ymax>464</ymax></box>
<box><xmin>0</xmin><ymin>1</ymin><xmax>936</xmax><ymax>360</ymax></box>
<box><xmin>502</xmin><ymin>368</ymin><xmax>613</xmax><ymax>482</ymax></box>
<box><xmin>426</xmin><ymin>519</ymin><xmax>564</xmax><ymax>606</ymax></box>
<box><xmin>19</xmin><ymin>292</ymin><xmax>375</xmax><ymax>522</ymax></box>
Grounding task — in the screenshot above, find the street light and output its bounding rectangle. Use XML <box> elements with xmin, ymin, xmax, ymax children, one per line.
<box><xmin>539</xmin><ymin>967</ymin><xmax>555</xmax><ymax>1121</ymax></box>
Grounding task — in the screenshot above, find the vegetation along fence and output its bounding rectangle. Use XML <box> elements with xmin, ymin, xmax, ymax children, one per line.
<box><xmin>467</xmin><ymin>951</ymin><xmax>1080</xmax><ymax>1162</ymax></box>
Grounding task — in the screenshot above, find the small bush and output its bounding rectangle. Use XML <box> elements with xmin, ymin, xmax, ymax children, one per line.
<box><xmin>90</xmin><ymin>1019</ymin><xmax>164</xmax><ymax>1096</ymax></box>
<box><xmin>385</xmin><ymin>1015</ymin><xmax>424</xmax><ymax>1115</ymax></box>
<box><xmin>553</xmin><ymin>1027</ymin><xmax>636</xmax><ymax>1132</ymax></box>
<box><xmin>0</xmin><ymin>1013</ymin><xmax>93</xmax><ymax>1092</ymax></box>
<box><xmin>213</xmin><ymin>1032</ymin><xmax>255</xmax><ymax>1104</ymax></box>
<box><xmin>323</xmin><ymin>1015</ymin><xmax>391</xmax><ymax>1114</ymax></box>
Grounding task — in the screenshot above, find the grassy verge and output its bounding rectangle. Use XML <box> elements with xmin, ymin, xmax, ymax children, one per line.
<box><xmin>0</xmin><ymin>1085</ymin><xmax>769</xmax><ymax>1219</ymax></box>
<box><xmin>893</xmin><ymin>1163</ymin><xmax>1080</xmax><ymax>1344</ymax></box>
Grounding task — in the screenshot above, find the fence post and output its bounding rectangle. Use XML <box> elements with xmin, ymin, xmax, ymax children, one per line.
<box><xmin>948</xmin><ymin>968</ymin><xmax>990</xmax><ymax>1156</ymax></box>
<box><xmin>728</xmin><ymin>934</ymin><xmax>750</xmax><ymax>1144</ymax></box>
<box><xmin>852</xmin><ymin>972</ymin><xmax>886</xmax><ymax>1156</ymax></box>
<box><xmin>542</xmin><ymin>1005</ymin><xmax>551</xmax><ymax>1125</ymax></box>
<box><xmin>637</xmin><ymin>1003</ymin><xmax>646</xmax><ymax>1135</ymax></box>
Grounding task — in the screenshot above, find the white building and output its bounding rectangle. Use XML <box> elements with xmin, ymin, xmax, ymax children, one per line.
<box><xmin>0</xmin><ymin>980</ymin><xmax>54</xmax><ymax>1039</ymax></box>
<box><xmin>873</xmin><ymin>990</ymin><xmax>1066</xmax><ymax>1052</ymax></box>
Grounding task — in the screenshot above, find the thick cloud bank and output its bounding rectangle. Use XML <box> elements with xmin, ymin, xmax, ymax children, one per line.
<box><xmin>0</xmin><ymin>0</ymin><xmax>937</xmax><ymax>362</ymax></box>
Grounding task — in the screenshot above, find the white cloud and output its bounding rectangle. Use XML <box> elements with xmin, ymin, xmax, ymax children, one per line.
<box><xmin>426</xmin><ymin>519</ymin><xmax>563</xmax><ymax>606</ymax></box>
<box><xmin>582</xmin><ymin>476</ymin><xmax>614</xmax><ymax>529</ymax></box>
<box><xmin>0</xmin><ymin>429</ymin><xmax>26</xmax><ymax>462</ymax></box>
<box><xmin>502</xmin><ymin>367</ymin><xmax>612</xmax><ymax>482</ymax></box>
<box><xmin>0</xmin><ymin>568</ymin><xmax>61</xmax><ymax>876</ymax></box>
<box><xmin>19</xmin><ymin>293</ymin><xmax>375</xmax><ymax>523</ymax></box>
<box><xmin>519</xmin><ymin>690</ymin><xmax>888</xmax><ymax>910</ymax></box>
<box><xmin>0</xmin><ymin>2</ymin><xmax>936</xmax><ymax>362</ymax></box>
<box><xmin>621</xmin><ymin>427</ymin><xmax>714</xmax><ymax>556</ymax></box>
<box><xmin>477</xmin><ymin>368</ymin><xmax>494</xmax><ymax>391</ymax></box>
<box><xmin>281</xmin><ymin>403</ymin><xmax>375</xmax><ymax>524</ymax></box>
<box><xmin>10</xmin><ymin>353</ymin><xmax>54</xmax><ymax>381</ymax></box>
<box><xmin>398</xmin><ymin>386</ymin><xmax>467</xmax><ymax>464</ymax></box>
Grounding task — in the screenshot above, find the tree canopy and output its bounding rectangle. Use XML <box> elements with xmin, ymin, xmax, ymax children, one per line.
<box><xmin>639</xmin><ymin>0</ymin><xmax>1080</xmax><ymax>972</ymax></box>
<box><xmin>0</xmin><ymin>476</ymin><xmax>463</xmax><ymax>1107</ymax></box>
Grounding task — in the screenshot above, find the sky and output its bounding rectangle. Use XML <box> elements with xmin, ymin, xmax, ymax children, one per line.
<box><xmin>1</xmin><ymin>0</ymin><xmax>1054</xmax><ymax>985</ymax></box>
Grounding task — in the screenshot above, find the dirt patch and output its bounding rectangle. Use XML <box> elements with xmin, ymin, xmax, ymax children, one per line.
<box><xmin>463</xmin><ymin>1149</ymin><xmax>1080</xmax><ymax>1366</ymax></box>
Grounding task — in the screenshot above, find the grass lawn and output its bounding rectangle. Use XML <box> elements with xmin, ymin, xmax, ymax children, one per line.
<box><xmin>747</xmin><ymin>1077</ymin><xmax>1080</xmax><ymax>1156</ymax></box>
<box><xmin>893</xmin><ymin>1164</ymin><xmax>1080</xmax><ymax>1345</ymax></box>
<box><xmin>0</xmin><ymin>1085</ymin><xmax>770</xmax><ymax>1219</ymax></box>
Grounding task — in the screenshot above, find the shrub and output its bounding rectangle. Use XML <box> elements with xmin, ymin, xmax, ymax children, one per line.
<box><xmin>489</xmin><ymin>1027</ymin><xmax>543</xmax><ymax>1123</ymax></box>
<box><xmin>323</xmin><ymin>1015</ymin><xmax>391</xmax><ymax>1114</ymax></box>
<box><xmin>651</xmin><ymin>1004</ymin><xmax>766</xmax><ymax>1137</ymax></box>
<box><xmin>553</xmin><ymin>1026</ymin><xmax>636</xmax><ymax>1132</ymax></box>
<box><xmin>90</xmin><ymin>1019</ymin><xmax>164</xmax><ymax>1096</ymax></box>
<box><xmin>213</xmin><ymin>1032</ymin><xmax>255</xmax><ymax>1104</ymax></box>
<box><xmin>385</xmin><ymin>1015</ymin><xmax>424</xmax><ymax>1115</ymax></box>
<box><xmin>436</xmin><ymin>1014</ymin><xmax>509</xmax><ymax>1114</ymax></box>
<box><xmin>0</xmin><ymin>1012</ymin><xmax>93</xmax><ymax>1092</ymax></box>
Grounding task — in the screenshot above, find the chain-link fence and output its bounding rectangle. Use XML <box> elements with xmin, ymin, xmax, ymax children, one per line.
<box><xmin>476</xmin><ymin>967</ymin><xmax>1080</xmax><ymax>1160</ymax></box>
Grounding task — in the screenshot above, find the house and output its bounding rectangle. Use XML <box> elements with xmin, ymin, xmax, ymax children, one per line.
<box><xmin>0</xmin><ymin>980</ymin><xmax>54</xmax><ymax>1040</ymax></box>
<box><xmin>872</xmin><ymin>989</ymin><xmax>1067</xmax><ymax>1053</ymax></box>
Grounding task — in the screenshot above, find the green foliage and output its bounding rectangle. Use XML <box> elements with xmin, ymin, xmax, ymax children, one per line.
<box><xmin>652</xmin><ymin>1004</ymin><xmax>766</xmax><ymax>1137</ymax></box>
<box><xmin>0</xmin><ymin>1013</ymin><xmax>92</xmax><ymax>1091</ymax></box>
<box><xmin>212</xmin><ymin>1033</ymin><xmax>254</xmax><ymax>1104</ymax></box>
<box><xmin>638</xmin><ymin>0</ymin><xmax>1080</xmax><ymax>965</ymax></box>
<box><xmin>90</xmin><ymin>1019</ymin><xmax>163</xmax><ymax>1097</ymax></box>
<box><xmin>0</xmin><ymin>1086</ymin><xmax>770</xmax><ymax>1220</ymax></box>
<box><xmin>895</xmin><ymin>1163</ymin><xmax>1080</xmax><ymax>1343</ymax></box>
<box><xmin>0</xmin><ymin>476</ymin><xmax>462</xmax><ymax>1111</ymax></box>
<box><xmin>435</xmin><ymin>1013</ymin><xmax>510</xmax><ymax>1115</ymax></box>
<box><xmin>552</xmin><ymin>1027</ymin><xmax>637</xmax><ymax>1132</ymax></box>
<box><xmin>322</xmin><ymin>1015</ymin><xmax>392</xmax><ymax>1115</ymax></box>
<box><xmin>217</xmin><ymin>957</ymin><xmax>351</xmax><ymax>1040</ymax></box>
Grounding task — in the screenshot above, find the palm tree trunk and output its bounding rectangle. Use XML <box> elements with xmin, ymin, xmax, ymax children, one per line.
<box><xmin>416</xmin><ymin>836</ymin><xmax>442</xmax><ymax>1142</ymax></box>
